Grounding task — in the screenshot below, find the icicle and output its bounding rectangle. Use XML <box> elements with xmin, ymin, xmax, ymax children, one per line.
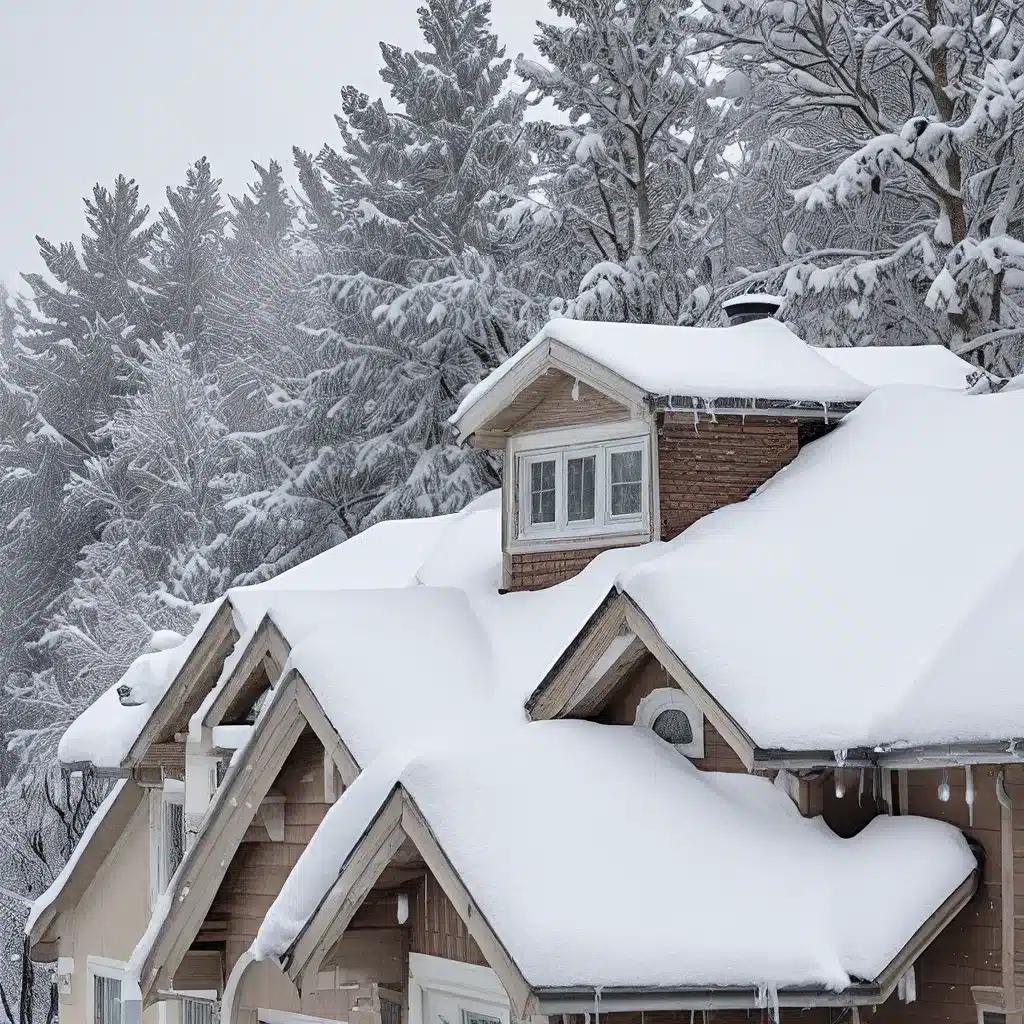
<box><xmin>965</xmin><ymin>765</ymin><xmax>975</xmax><ymax>826</ymax></box>
<box><xmin>938</xmin><ymin>769</ymin><xmax>951</xmax><ymax>803</ymax></box>
<box><xmin>822</xmin><ymin>401</ymin><xmax>830</xmax><ymax>425</ymax></box>
<box><xmin>593</xmin><ymin>986</ymin><xmax>602</xmax><ymax>1024</ymax></box>
<box><xmin>691</xmin><ymin>397</ymin><xmax>699</xmax><ymax>430</ymax></box>
<box><xmin>857</xmin><ymin>768</ymin><xmax>865</xmax><ymax>806</ymax></box>
<box><xmin>768</xmin><ymin>985</ymin><xmax>779</xmax><ymax>1023</ymax></box>
<box><xmin>834</xmin><ymin>768</ymin><xmax>846</xmax><ymax>799</ymax></box>
<box><xmin>571</xmin><ymin>379</ymin><xmax>580</xmax><ymax>402</ymax></box>
<box><xmin>897</xmin><ymin>965</ymin><xmax>917</xmax><ymax>1003</ymax></box>
<box><xmin>833</xmin><ymin>748</ymin><xmax>848</xmax><ymax>767</ymax></box>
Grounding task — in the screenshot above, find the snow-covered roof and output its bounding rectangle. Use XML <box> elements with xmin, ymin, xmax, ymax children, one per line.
<box><xmin>57</xmin><ymin>510</ymin><xmax>478</xmax><ymax>771</ymax></box>
<box><xmin>620</xmin><ymin>385</ymin><xmax>1024</xmax><ymax>751</ymax></box>
<box><xmin>815</xmin><ymin>345</ymin><xmax>979</xmax><ymax>391</ymax></box>
<box><xmin>254</xmin><ymin>721</ymin><xmax>975</xmax><ymax>992</ymax></box>
<box><xmin>452</xmin><ymin>318</ymin><xmax>872</xmax><ymax>428</ymax></box>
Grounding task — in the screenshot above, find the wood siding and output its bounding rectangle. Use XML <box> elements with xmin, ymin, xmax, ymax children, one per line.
<box><xmin>484</xmin><ymin>369</ymin><xmax>629</xmax><ymax>436</ymax></box>
<box><xmin>409</xmin><ymin>872</ymin><xmax>488</xmax><ymax>967</ymax></box>
<box><xmin>658</xmin><ymin>413</ymin><xmax>801</xmax><ymax>541</ymax></box>
<box><xmin>597</xmin><ymin>654</ymin><xmax>747</xmax><ymax>773</ymax></box>
<box><xmin>199</xmin><ymin>730</ymin><xmax>332</xmax><ymax>975</ymax></box>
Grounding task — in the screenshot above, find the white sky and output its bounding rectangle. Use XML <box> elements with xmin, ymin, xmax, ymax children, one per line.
<box><xmin>0</xmin><ymin>0</ymin><xmax>550</xmax><ymax>290</ymax></box>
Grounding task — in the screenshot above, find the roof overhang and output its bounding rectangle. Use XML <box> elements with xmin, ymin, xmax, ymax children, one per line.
<box><xmin>529</xmin><ymin>593</ymin><xmax>1024</xmax><ymax>772</ymax></box>
<box><xmin>277</xmin><ymin>780</ymin><xmax>979</xmax><ymax>1021</ymax></box>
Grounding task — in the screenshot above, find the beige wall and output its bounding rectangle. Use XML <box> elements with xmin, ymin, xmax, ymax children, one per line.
<box><xmin>57</xmin><ymin>795</ymin><xmax>161</xmax><ymax>1024</ymax></box>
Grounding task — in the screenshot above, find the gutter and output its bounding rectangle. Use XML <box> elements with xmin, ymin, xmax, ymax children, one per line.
<box><xmin>753</xmin><ymin>739</ymin><xmax>1024</xmax><ymax>771</ymax></box>
<box><xmin>535</xmin><ymin>870</ymin><xmax>978</xmax><ymax>1015</ymax></box>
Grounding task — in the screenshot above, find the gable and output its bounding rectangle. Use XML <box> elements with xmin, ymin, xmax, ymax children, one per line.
<box><xmin>485</xmin><ymin>369</ymin><xmax>631</xmax><ymax>438</ymax></box>
<box><xmin>133</xmin><ymin>670</ymin><xmax>355</xmax><ymax>1004</ymax></box>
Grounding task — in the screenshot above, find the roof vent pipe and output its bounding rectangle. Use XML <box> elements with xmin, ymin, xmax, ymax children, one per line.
<box><xmin>722</xmin><ymin>294</ymin><xmax>783</xmax><ymax>326</ymax></box>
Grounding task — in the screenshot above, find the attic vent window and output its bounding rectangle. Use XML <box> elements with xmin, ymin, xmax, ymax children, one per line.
<box><xmin>652</xmin><ymin>708</ymin><xmax>694</xmax><ymax>746</ymax></box>
<box><xmin>513</xmin><ymin>424</ymin><xmax>651</xmax><ymax>546</ymax></box>
<box><xmin>635</xmin><ymin>688</ymin><xmax>705</xmax><ymax>759</ymax></box>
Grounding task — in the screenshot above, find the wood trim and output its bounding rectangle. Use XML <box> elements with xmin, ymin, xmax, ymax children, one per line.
<box><xmin>202</xmin><ymin>615</ymin><xmax>291</xmax><ymax>732</ymax></box>
<box><xmin>139</xmin><ymin>671</ymin><xmax>308</xmax><ymax>1003</ymax></box>
<box><xmin>289</xmin><ymin>790</ymin><xmax>406</xmax><ymax>993</ymax></box>
<box><xmin>999</xmin><ymin>771</ymin><xmax>1016</xmax><ymax>1006</ymax></box>
<box><xmin>400</xmin><ymin>794</ymin><xmax>536</xmax><ymax>1021</ymax></box>
<box><xmin>873</xmin><ymin>870</ymin><xmax>980</xmax><ymax>999</ymax></box>
<box><xmin>527</xmin><ymin>592</ymin><xmax>624</xmax><ymax>720</ymax></box>
<box><xmin>124</xmin><ymin>600</ymin><xmax>239</xmax><ymax>765</ymax></box>
<box><xmin>28</xmin><ymin>781</ymin><xmax>147</xmax><ymax>949</ymax></box>
<box><xmin>294</xmin><ymin>674</ymin><xmax>362</xmax><ymax>787</ymax></box>
<box><xmin>621</xmin><ymin>596</ymin><xmax>758</xmax><ymax>771</ymax></box>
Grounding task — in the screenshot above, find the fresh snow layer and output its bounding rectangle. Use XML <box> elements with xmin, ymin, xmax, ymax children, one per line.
<box><xmin>25</xmin><ymin>780</ymin><xmax>127</xmax><ymax>938</ymax></box>
<box><xmin>622</xmin><ymin>386</ymin><xmax>1024</xmax><ymax>750</ymax></box>
<box><xmin>254</xmin><ymin>721</ymin><xmax>974</xmax><ymax>990</ymax></box>
<box><xmin>58</xmin><ymin>514</ymin><xmax>461</xmax><ymax>770</ymax></box>
<box><xmin>453</xmin><ymin>317</ymin><xmax>871</xmax><ymax>423</ymax></box>
<box><xmin>815</xmin><ymin>344</ymin><xmax>977</xmax><ymax>391</ymax></box>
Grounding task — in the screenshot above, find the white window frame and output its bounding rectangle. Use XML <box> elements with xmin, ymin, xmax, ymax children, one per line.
<box><xmin>150</xmin><ymin>780</ymin><xmax>186</xmax><ymax>907</ymax></box>
<box><xmin>407</xmin><ymin>953</ymin><xmax>509</xmax><ymax>1024</ymax></box>
<box><xmin>87</xmin><ymin>956</ymin><xmax>126</xmax><ymax>1024</ymax></box>
<box><xmin>510</xmin><ymin>422</ymin><xmax>652</xmax><ymax>549</ymax></box>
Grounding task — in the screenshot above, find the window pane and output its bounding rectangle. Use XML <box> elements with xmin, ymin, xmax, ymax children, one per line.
<box><xmin>95</xmin><ymin>975</ymin><xmax>122</xmax><ymax>1024</ymax></box>
<box><xmin>566</xmin><ymin>455</ymin><xmax>596</xmax><ymax>522</ymax></box>
<box><xmin>610</xmin><ymin>449</ymin><xmax>642</xmax><ymax>517</ymax></box>
<box><xmin>610</xmin><ymin>449</ymin><xmax>642</xmax><ymax>485</ymax></box>
<box><xmin>530</xmin><ymin>460</ymin><xmax>556</xmax><ymax>524</ymax></box>
<box><xmin>163</xmin><ymin>800</ymin><xmax>184</xmax><ymax>888</ymax></box>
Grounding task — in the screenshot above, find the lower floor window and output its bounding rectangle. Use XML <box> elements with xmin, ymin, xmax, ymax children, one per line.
<box><xmin>93</xmin><ymin>972</ymin><xmax>122</xmax><ymax>1024</ymax></box>
<box><xmin>182</xmin><ymin>997</ymin><xmax>216</xmax><ymax>1024</ymax></box>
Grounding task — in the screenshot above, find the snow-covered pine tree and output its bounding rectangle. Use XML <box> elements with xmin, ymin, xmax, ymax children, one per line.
<box><xmin>505</xmin><ymin>0</ymin><xmax>739</xmax><ymax>325</ymax></box>
<box><xmin>275</xmin><ymin>0</ymin><xmax>538</xmax><ymax>534</ymax></box>
<box><xmin>151</xmin><ymin>157</ymin><xmax>228</xmax><ymax>373</ymax></box>
<box><xmin>702</xmin><ymin>0</ymin><xmax>1024</xmax><ymax>371</ymax></box>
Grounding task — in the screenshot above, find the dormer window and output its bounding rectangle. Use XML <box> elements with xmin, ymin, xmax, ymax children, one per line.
<box><xmin>513</xmin><ymin>424</ymin><xmax>651</xmax><ymax>546</ymax></box>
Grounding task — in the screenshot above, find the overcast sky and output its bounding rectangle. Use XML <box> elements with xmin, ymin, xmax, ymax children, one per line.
<box><xmin>0</xmin><ymin>0</ymin><xmax>550</xmax><ymax>290</ymax></box>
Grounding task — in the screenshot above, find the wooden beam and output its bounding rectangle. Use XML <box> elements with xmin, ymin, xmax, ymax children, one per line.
<box><xmin>139</xmin><ymin>672</ymin><xmax>308</xmax><ymax>1003</ymax></box>
<box><xmin>400</xmin><ymin>794</ymin><xmax>537</xmax><ymax>1021</ymax></box>
<box><xmin>294</xmin><ymin>674</ymin><xmax>362</xmax><ymax>787</ymax></box>
<box><xmin>621</xmin><ymin>596</ymin><xmax>758</xmax><ymax>771</ymax></box>
<box><xmin>202</xmin><ymin>615</ymin><xmax>291</xmax><ymax>732</ymax></box>
<box><xmin>125</xmin><ymin>599</ymin><xmax>239</xmax><ymax>765</ymax></box>
<box><xmin>290</xmin><ymin>792</ymin><xmax>406</xmax><ymax>994</ymax></box>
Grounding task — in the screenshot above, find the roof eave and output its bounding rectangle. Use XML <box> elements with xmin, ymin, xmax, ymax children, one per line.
<box><xmin>534</xmin><ymin>869</ymin><xmax>979</xmax><ymax>1015</ymax></box>
<box><xmin>754</xmin><ymin>741</ymin><xmax>1024</xmax><ymax>771</ymax></box>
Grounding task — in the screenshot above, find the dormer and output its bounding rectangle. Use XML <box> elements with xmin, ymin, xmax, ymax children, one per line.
<box><xmin>450</xmin><ymin>317</ymin><xmax>871</xmax><ymax>592</ymax></box>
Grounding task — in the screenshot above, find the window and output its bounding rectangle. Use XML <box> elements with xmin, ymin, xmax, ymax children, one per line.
<box><xmin>88</xmin><ymin>959</ymin><xmax>126</xmax><ymax>1024</ymax></box>
<box><xmin>516</xmin><ymin>431</ymin><xmax>649</xmax><ymax>542</ymax></box>
<box><xmin>152</xmin><ymin>782</ymin><xmax>185</xmax><ymax>902</ymax></box>
<box><xmin>181</xmin><ymin>996</ymin><xmax>216</xmax><ymax>1024</ymax></box>
<box><xmin>634</xmin><ymin>688</ymin><xmax>705</xmax><ymax>759</ymax></box>
<box><xmin>981</xmin><ymin>1013</ymin><xmax>1006</xmax><ymax>1024</ymax></box>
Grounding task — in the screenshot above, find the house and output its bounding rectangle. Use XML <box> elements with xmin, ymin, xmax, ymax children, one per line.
<box><xmin>28</xmin><ymin>311</ymin><xmax>1017</xmax><ymax>1024</ymax></box>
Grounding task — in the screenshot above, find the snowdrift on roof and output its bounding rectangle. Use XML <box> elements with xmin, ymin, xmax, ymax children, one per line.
<box><xmin>621</xmin><ymin>385</ymin><xmax>1024</xmax><ymax>750</ymax></box>
<box><xmin>254</xmin><ymin>721</ymin><xmax>975</xmax><ymax>991</ymax></box>
<box><xmin>815</xmin><ymin>344</ymin><xmax>978</xmax><ymax>391</ymax></box>
<box><xmin>453</xmin><ymin>317</ymin><xmax>871</xmax><ymax>424</ymax></box>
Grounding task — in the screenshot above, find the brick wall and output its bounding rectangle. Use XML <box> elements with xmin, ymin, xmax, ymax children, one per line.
<box><xmin>504</xmin><ymin>546</ymin><xmax>614</xmax><ymax>593</ymax></box>
<box><xmin>658</xmin><ymin>413</ymin><xmax>801</xmax><ymax>541</ymax></box>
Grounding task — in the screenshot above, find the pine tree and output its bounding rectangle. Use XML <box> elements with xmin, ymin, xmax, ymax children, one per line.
<box><xmin>505</xmin><ymin>0</ymin><xmax>738</xmax><ymax>325</ymax></box>
<box><xmin>151</xmin><ymin>157</ymin><xmax>228</xmax><ymax>373</ymax></box>
<box><xmin>274</xmin><ymin>0</ymin><xmax>538</xmax><ymax>541</ymax></box>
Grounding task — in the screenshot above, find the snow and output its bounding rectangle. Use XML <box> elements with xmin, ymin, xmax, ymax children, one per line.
<box><xmin>25</xmin><ymin>780</ymin><xmax>127</xmax><ymax>938</ymax></box>
<box><xmin>815</xmin><ymin>345</ymin><xmax>979</xmax><ymax>391</ymax></box>
<box><xmin>453</xmin><ymin>318</ymin><xmax>872</xmax><ymax>425</ymax></box>
<box><xmin>254</xmin><ymin>721</ymin><xmax>975</xmax><ymax>990</ymax></box>
<box><xmin>621</xmin><ymin>386</ymin><xmax>1024</xmax><ymax>750</ymax></box>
